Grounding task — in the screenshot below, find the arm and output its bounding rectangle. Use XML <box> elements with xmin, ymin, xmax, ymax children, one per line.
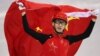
<box><xmin>64</xmin><ymin>20</ymin><xmax>96</xmax><ymax>44</ymax></box>
<box><xmin>22</xmin><ymin>14</ymin><xmax>52</xmax><ymax>44</ymax></box>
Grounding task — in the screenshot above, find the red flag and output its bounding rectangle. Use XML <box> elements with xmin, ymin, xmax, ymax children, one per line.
<box><xmin>4</xmin><ymin>1</ymin><xmax>96</xmax><ymax>56</ymax></box>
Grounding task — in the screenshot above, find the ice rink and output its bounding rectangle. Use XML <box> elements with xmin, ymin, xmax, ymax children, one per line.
<box><xmin>0</xmin><ymin>0</ymin><xmax>100</xmax><ymax>56</ymax></box>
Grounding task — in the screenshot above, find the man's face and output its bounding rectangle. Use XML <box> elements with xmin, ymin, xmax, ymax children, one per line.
<box><xmin>53</xmin><ymin>20</ymin><xmax>66</xmax><ymax>34</ymax></box>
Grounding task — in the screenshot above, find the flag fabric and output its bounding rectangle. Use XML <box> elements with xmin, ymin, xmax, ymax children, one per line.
<box><xmin>4</xmin><ymin>0</ymin><xmax>97</xmax><ymax>56</ymax></box>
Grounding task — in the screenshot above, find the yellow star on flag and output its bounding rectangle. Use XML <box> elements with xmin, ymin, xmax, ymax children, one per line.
<box><xmin>67</xmin><ymin>16</ymin><xmax>80</xmax><ymax>21</ymax></box>
<box><xmin>36</xmin><ymin>27</ymin><xmax>42</xmax><ymax>32</ymax></box>
<box><xmin>66</xmin><ymin>16</ymin><xmax>80</xmax><ymax>31</ymax></box>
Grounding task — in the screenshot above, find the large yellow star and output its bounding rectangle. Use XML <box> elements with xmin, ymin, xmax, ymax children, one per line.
<box><xmin>67</xmin><ymin>16</ymin><xmax>80</xmax><ymax>21</ymax></box>
<box><xmin>66</xmin><ymin>16</ymin><xmax>80</xmax><ymax>31</ymax></box>
<box><xmin>35</xmin><ymin>16</ymin><xmax>79</xmax><ymax>32</ymax></box>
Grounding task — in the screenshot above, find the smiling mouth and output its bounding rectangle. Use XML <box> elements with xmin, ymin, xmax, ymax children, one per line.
<box><xmin>58</xmin><ymin>27</ymin><xmax>62</xmax><ymax>30</ymax></box>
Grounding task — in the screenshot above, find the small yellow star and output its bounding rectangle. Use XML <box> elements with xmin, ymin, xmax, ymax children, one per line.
<box><xmin>36</xmin><ymin>27</ymin><xmax>42</xmax><ymax>32</ymax></box>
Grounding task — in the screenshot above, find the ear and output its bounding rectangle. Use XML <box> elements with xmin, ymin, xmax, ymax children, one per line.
<box><xmin>52</xmin><ymin>22</ymin><xmax>54</xmax><ymax>26</ymax></box>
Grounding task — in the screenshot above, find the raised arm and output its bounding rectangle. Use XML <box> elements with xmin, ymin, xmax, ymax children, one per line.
<box><xmin>64</xmin><ymin>19</ymin><xmax>96</xmax><ymax>44</ymax></box>
<box><xmin>22</xmin><ymin>13</ymin><xmax>52</xmax><ymax>44</ymax></box>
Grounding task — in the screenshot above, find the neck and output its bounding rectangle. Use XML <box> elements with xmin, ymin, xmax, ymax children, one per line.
<box><xmin>55</xmin><ymin>32</ymin><xmax>64</xmax><ymax>38</ymax></box>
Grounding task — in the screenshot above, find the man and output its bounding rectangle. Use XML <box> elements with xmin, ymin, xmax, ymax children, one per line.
<box><xmin>4</xmin><ymin>1</ymin><xmax>99</xmax><ymax>56</ymax></box>
<box><xmin>21</xmin><ymin>10</ymin><xmax>96</xmax><ymax>56</ymax></box>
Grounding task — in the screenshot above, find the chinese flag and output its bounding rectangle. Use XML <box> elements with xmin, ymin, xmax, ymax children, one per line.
<box><xmin>4</xmin><ymin>0</ymin><xmax>96</xmax><ymax>56</ymax></box>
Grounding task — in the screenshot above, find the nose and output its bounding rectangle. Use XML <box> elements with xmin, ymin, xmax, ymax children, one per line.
<box><xmin>59</xmin><ymin>23</ymin><xmax>62</xmax><ymax>26</ymax></box>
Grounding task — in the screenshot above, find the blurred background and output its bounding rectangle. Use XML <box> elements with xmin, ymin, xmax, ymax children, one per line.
<box><xmin>0</xmin><ymin>0</ymin><xmax>100</xmax><ymax>56</ymax></box>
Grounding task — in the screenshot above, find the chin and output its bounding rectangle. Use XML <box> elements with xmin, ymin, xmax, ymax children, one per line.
<box><xmin>56</xmin><ymin>31</ymin><xmax>64</xmax><ymax>34</ymax></box>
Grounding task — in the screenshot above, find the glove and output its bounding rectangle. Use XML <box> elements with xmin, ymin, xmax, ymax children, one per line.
<box><xmin>16</xmin><ymin>1</ymin><xmax>26</xmax><ymax>10</ymax></box>
<box><xmin>91</xmin><ymin>9</ymin><xmax>100</xmax><ymax>16</ymax></box>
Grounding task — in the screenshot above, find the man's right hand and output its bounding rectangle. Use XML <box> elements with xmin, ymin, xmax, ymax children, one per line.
<box><xmin>16</xmin><ymin>1</ymin><xmax>26</xmax><ymax>10</ymax></box>
<box><xmin>16</xmin><ymin>1</ymin><xmax>26</xmax><ymax>16</ymax></box>
<box><xmin>22</xmin><ymin>11</ymin><xmax>26</xmax><ymax>16</ymax></box>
